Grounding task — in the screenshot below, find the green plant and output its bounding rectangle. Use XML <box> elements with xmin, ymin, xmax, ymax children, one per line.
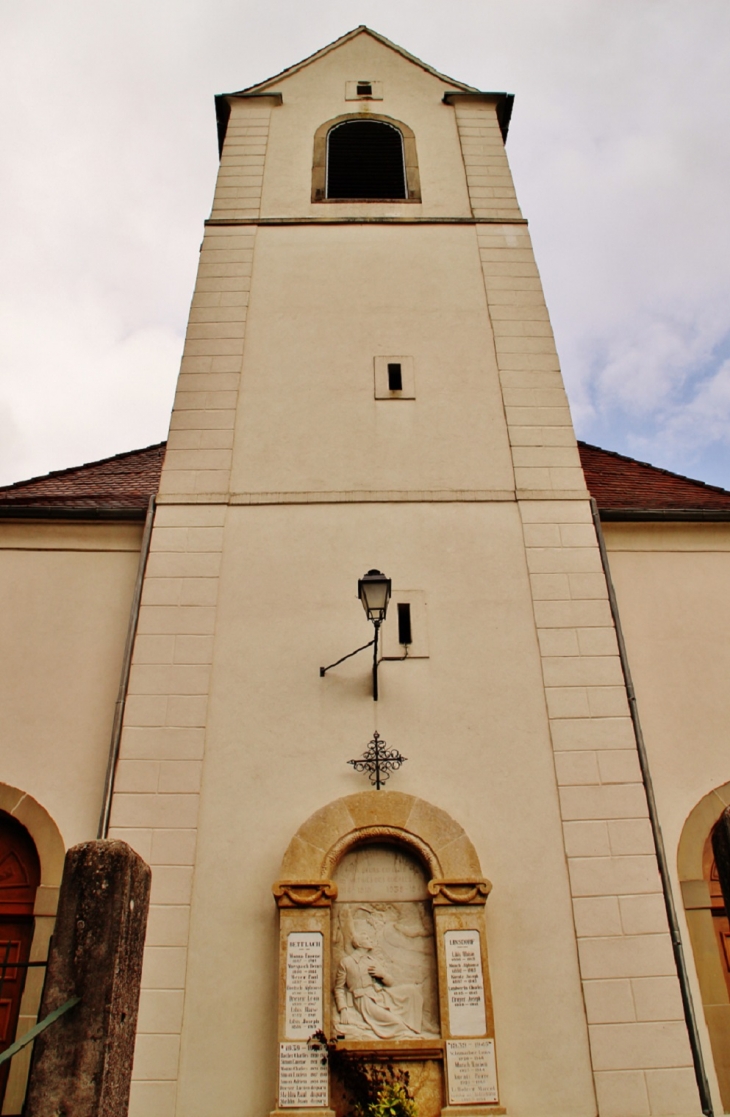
<box><xmin>308</xmin><ymin>1033</ymin><xmax>417</xmax><ymax>1117</ymax></box>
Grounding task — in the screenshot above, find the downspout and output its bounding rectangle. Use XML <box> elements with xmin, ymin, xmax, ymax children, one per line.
<box><xmin>590</xmin><ymin>498</ymin><xmax>714</xmax><ymax>1117</ymax></box>
<box><xmin>98</xmin><ymin>495</ymin><xmax>156</xmax><ymax>838</ymax></box>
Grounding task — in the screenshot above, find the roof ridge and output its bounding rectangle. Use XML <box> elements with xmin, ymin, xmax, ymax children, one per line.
<box><xmin>0</xmin><ymin>442</ymin><xmax>166</xmax><ymax>495</ymax></box>
<box><xmin>225</xmin><ymin>25</ymin><xmax>479</xmax><ymax>98</ymax></box>
<box><xmin>577</xmin><ymin>440</ymin><xmax>730</xmax><ymax>497</ymax></box>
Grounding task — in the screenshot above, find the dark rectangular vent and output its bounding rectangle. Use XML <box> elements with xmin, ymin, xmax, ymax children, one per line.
<box><xmin>387</xmin><ymin>363</ymin><xmax>403</xmax><ymax>391</ymax></box>
<box><xmin>357</xmin><ymin>83</ymin><xmax>373</xmax><ymax>96</ymax></box>
<box><xmin>397</xmin><ymin>603</ymin><xmax>412</xmax><ymax>646</ymax></box>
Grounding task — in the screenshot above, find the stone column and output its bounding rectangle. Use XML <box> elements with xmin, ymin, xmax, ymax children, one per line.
<box><xmin>24</xmin><ymin>839</ymin><xmax>151</xmax><ymax>1117</ymax></box>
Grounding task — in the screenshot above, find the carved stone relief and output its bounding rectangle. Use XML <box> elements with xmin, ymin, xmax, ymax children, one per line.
<box><xmin>331</xmin><ymin>844</ymin><xmax>439</xmax><ymax>1040</ymax></box>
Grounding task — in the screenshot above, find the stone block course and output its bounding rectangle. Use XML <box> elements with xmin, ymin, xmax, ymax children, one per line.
<box><xmin>131</xmin><ymin>1033</ymin><xmax>181</xmax><ymax>1080</ymax></box>
<box><xmin>551</xmin><ymin>717</ymin><xmax>635</xmax><ymax>750</ymax></box>
<box><xmin>137</xmin><ymin>990</ymin><xmax>185</xmax><ymax>1034</ymax></box>
<box><xmin>584</xmin><ymin>980</ymin><xmax>636</xmax><ymax>1024</ymax></box>
<box><xmin>559</xmin><ymin>783</ymin><xmax>648</xmax><ymax>821</ymax></box>
<box><xmin>644</xmin><ymin>1068</ymin><xmax>700</xmax><ymax>1116</ymax></box>
<box><xmin>150</xmin><ymin>828</ymin><xmax>197</xmax><ymax>864</ymax></box>
<box><xmin>578</xmin><ymin>935</ymin><xmax>676</xmax><ymax>980</ymax></box>
<box><xmin>568</xmin><ymin>856</ymin><xmax>662</xmax><ymax>898</ymax></box>
<box><xmin>573</xmin><ymin>897</ymin><xmax>623</xmax><ymax>938</ymax></box>
<box><xmin>594</xmin><ymin>1070</ymin><xmax>650</xmax><ymax>1117</ymax></box>
<box><xmin>619</xmin><ymin>895</ymin><xmax>670</xmax><ymax>936</ymax></box>
<box><xmin>157</xmin><ymin>761</ymin><xmax>204</xmax><ymax>794</ymax></box>
<box><xmin>128</xmin><ymin>1081</ymin><xmax>177</xmax><ymax>1117</ymax></box>
<box><xmin>144</xmin><ymin>905</ymin><xmax>191</xmax><ymax>948</ymax></box>
<box><xmin>149</xmin><ymin>866</ymin><xmax>194</xmax><ymax>906</ymax></box>
<box><xmin>563</xmin><ymin>820</ymin><xmax>612</xmax><ymax>857</ymax></box>
<box><xmin>588</xmin><ymin>1021</ymin><xmax>693</xmax><ymax>1071</ymax></box>
<box><xmin>631</xmin><ymin>978</ymin><xmax>685</xmax><ymax>1023</ymax></box>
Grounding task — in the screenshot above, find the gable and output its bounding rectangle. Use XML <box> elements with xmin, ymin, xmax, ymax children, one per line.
<box><xmin>226</xmin><ymin>26</ymin><xmax>478</xmax><ymax>99</ymax></box>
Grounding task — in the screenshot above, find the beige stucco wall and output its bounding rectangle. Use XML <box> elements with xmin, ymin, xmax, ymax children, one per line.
<box><xmin>230</xmin><ymin>223</ymin><xmax>514</xmax><ymax>496</ymax></box>
<box><xmin>0</xmin><ymin>519</ymin><xmax>142</xmax><ymax>846</ymax></box>
<box><xmin>603</xmin><ymin>523</ymin><xmax>730</xmax><ymax>850</ymax></box>
<box><xmin>604</xmin><ymin>520</ymin><xmax>730</xmax><ymax>1112</ymax></box>
<box><xmin>174</xmin><ymin>500</ymin><xmax>593</xmax><ymax>1117</ymax></box>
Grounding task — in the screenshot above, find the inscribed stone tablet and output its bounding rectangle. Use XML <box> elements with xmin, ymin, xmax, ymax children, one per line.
<box><xmin>286</xmin><ymin>933</ymin><xmax>323</xmax><ymax>1039</ymax></box>
<box><xmin>333</xmin><ymin>844</ymin><xmax>428</xmax><ymax>902</ymax></box>
<box><xmin>444</xmin><ymin>930</ymin><xmax>487</xmax><ymax>1036</ymax></box>
<box><xmin>278</xmin><ymin>1042</ymin><xmax>329</xmax><ymax>1108</ymax></box>
<box><xmin>446</xmin><ymin>1039</ymin><xmax>498</xmax><ymax>1105</ymax></box>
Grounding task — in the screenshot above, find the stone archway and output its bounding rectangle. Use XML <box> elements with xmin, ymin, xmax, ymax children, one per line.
<box><xmin>0</xmin><ymin>785</ymin><xmax>64</xmax><ymax>1113</ymax></box>
<box><xmin>271</xmin><ymin>792</ymin><xmax>501</xmax><ymax>1117</ymax></box>
<box><xmin>678</xmin><ymin>781</ymin><xmax>730</xmax><ymax>1110</ymax></box>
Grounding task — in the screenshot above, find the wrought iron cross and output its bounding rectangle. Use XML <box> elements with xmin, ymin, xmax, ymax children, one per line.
<box><xmin>347</xmin><ymin>732</ymin><xmax>407</xmax><ymax>790</ymax></box>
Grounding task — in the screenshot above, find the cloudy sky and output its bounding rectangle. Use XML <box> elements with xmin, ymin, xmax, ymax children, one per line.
<box><xmin>1</xmin><ymin>1</ymin><xmax>729</xmax><ymax>488</ymax></box>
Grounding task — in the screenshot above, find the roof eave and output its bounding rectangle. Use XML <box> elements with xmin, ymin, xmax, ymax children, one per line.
<box><xmin>442</xmin><ymin>91</ymin><xmax>515</xmax><ymax>142</ymax></box>
<box><xmin>0</xmin><ymin>505</ymin><xmax>149</xmax><ymax>522</ymax></box>
<box><xmin>598</xmin><ymin>507</ymin><xmax>730</xmax><ymax>523</ymax></box>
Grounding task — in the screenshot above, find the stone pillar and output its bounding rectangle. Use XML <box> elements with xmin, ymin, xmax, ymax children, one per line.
<box><xmin>25</xmin><ymin>839</ymin><xmax>151</xmax><ymax>1117</ymax></box>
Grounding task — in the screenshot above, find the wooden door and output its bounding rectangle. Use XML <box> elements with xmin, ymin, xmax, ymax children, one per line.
<box><xmin>0</xmin><ymin>814</ymin><xmax>40</xmax><ymax>1106</ymax></box>
<box><xmin>703</xmin><ymin>834</ymin><xmax>730</xmax><ymax>1000</ymax></box>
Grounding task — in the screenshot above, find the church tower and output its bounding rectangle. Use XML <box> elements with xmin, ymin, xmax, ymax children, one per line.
<box><xmin>106</xmin><ymin>28</ymin><xmax>703</xmax><ymax>1117</ymax></box>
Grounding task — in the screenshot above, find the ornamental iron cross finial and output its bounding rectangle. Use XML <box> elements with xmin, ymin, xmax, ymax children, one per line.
<box><xmin>347</xmin><ymin>732</ymin><xmax>407</xmax><ymax>790</ymax></box>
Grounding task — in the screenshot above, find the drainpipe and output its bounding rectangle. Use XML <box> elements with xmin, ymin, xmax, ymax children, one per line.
<box><xmin>590</xmin><ymin>499</ymin><xmax>714</xmax><ymax>1117</ymax></box>
<box><xmin>98</xmin><ymin>496</ymin><xmax>156</xmax><ymax>839</ymax></box>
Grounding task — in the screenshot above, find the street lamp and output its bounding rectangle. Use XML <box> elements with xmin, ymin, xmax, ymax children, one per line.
<box><xmin>358</xmin><ymin>569</ymin><xmax>392</xmax><ymax>624</ymax></box>
<box><xmin>320</xmin><ymin>569</ymin><xmax>392</xmax><ymax>700</ymax></box>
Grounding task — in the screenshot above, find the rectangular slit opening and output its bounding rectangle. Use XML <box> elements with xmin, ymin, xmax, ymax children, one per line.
<box><xmin>387</xmin><ymin>363</ymin><xmax>403</xmax><ymax>392</ymax></box>
<box><xmin>357</xmin><ymin>82</ymin><xmax>373</xmax><ymax>96</ymax></box>
<box><xmin>397</xmin><ymin>603</ymin><xmax>412</xmax><ymax>646</ymax></box>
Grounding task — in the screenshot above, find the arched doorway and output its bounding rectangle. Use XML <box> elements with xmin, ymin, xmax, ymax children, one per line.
<box><xmin>0</xmin><ymin>812</ymin><xmax>40</xmax><ymax>1106</ymax></box>
<box><xmin>678</xmin><ymin>783</ymin><xmax>730</xmax><ymax>1110</ymax></box>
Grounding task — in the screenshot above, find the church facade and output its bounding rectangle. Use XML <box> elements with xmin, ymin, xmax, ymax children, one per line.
<box><xmin>1</xmin><ymin>26</ymin><xmax>730</xmax><ymax>1117</ymax></box>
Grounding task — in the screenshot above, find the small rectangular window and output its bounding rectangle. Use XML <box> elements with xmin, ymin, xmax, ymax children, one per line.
<box><xmin>397</xmin><ymin>603</ymin><xmax>412</xmax><ymax>646</ymax></box>
<box><xmin>357</xmin><ymin>82</ymin><xmax>373</xmax><ymax>96</ymax></box>
<box><xmin>387</xmin><ymin>363</ymin><xmax>403</xmax><ymax>392</ymax></box>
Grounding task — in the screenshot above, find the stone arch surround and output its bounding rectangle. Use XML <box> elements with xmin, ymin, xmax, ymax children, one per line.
<box><xmin>311</xmin><ymin>114</ymin><xmax>422</xmax><ymax>203</ymax></box>
<box><xmin>0</xmin><ymin>784</ymin><xmax>65</xmax><ymax>1112</ymax></box>
<box><xmin>678</xmin><ymin>780</ymin><xmax>730</xmax><ymax>1110</ymax></box>
<box><xmin>278</xmin><ymin>790</ymin><xmax>485</xmax><ymax>884</ymax></box>
<box><xmin>272</xmin><ymin>792</ymin><xmax>500</xmax><ymax>1117</ymax></box>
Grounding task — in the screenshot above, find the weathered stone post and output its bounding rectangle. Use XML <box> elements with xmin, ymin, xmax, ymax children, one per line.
<box><xmin>25</xmin><ymin>839</ymin><xmax>151</xmax><ymax>1117</ymax></box>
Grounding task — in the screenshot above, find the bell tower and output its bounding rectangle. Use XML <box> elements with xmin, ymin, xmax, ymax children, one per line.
<box><xmin>107</xmin><ymin>28</ymin><xmax>702</xmax><ymax>1117</ymax></box>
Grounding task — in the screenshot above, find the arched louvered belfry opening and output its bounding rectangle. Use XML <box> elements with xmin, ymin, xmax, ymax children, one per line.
<box><xmin>326</xmin><ymin>119</ymin><xmax>406</xmax><ymax>200</ymax></box>
<box><xmin>311</xmin><ymin>114</ymin><xmax>421</xmax><ymax>203</ymax></box>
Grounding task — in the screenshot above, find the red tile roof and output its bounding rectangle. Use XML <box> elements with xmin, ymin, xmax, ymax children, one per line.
<box><xmin>0</xmin><ymin>443</ymin><xmax>165</xmax><ymax>515</ymax></box>
<box><xmin>578</xmin><ymin>441</ymin><xmax>730</xmax><ymax>514</ymax></box>
<box><xmin>0</xmin><ymin>439</ymin><xmax>728</xmax><ymax>518</ymax></box>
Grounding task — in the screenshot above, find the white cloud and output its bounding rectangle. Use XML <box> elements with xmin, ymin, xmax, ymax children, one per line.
<box><xmin>1</xmin><ymin>0</ymin><xmax>729</xmax><ymax>484</ymax></box>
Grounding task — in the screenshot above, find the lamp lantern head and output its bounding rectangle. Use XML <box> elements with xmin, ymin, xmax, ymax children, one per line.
<box><xmin>358</xmin><ymin>569</ymin><xmax>391</xmax><ymax>625</ymax></box>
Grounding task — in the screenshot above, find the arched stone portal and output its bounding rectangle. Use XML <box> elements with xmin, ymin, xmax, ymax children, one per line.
<box><xmin>271</xmin><ymin>792</ymin><xmax>501</xmax><ymax>1117</ymax></box>
<box><xmin>679</xmin><ymin>782</ymin><xmax>730</xmax><ymax>1111</ymax></box>
<box><xmin>0</xmin><ymin>785</ymin><xmax>64</xmax><ymax>1114</ymax></box>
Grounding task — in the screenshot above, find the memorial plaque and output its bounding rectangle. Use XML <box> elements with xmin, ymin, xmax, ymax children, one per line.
<box><xmin>445</xmin><ymin>930</ymin><xmax>487</xmax><ymax>1036</ymax></box>
<box><xmin>279</xmin><ymin>1042</ymin><xmax>329</xmax><ymax>1108</ymax></box>
<box><xmin>446</xmin><ymin>1039</ymin><xmax>498</xmax><ymax>1105</ymax></box>
<box><xmin>286</xmin><ymin>932</ymin><xmax>323</xmax><ymax>1039</ymax></box>
<box><xmin>333</xmin><ymin>844</ymin><xmax>428</xmax><ymax>902</ymax></box>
